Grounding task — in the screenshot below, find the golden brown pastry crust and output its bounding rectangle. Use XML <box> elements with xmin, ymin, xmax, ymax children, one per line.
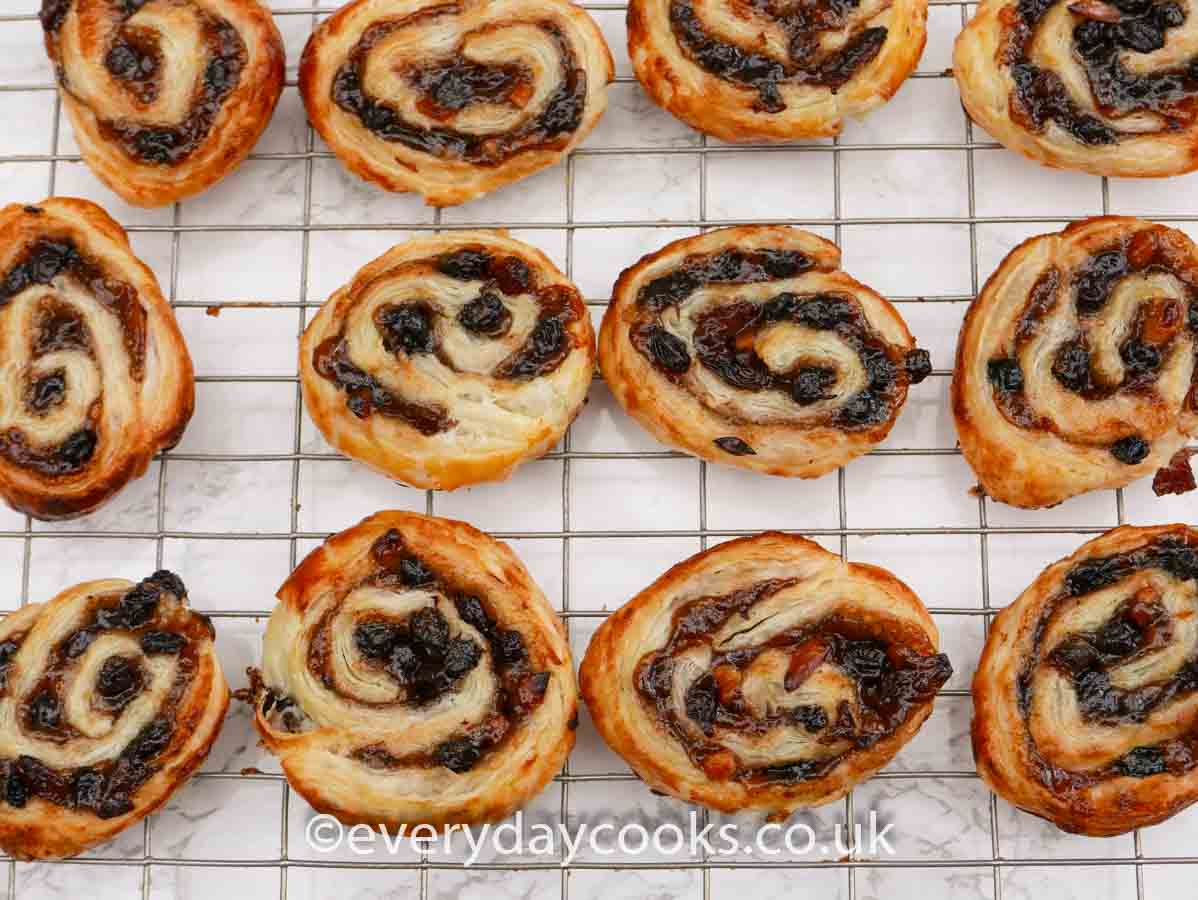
<box><xmin>952</xmin><ymin>216</ymin><xmax>1198</xmax><ymax>509</ymax></box>
<box><xmin>0</xmin><ymin>198</ymin><xmax>194</xmax><ymax>520</ymax></box>
<box><xmin>627</xmin><ymin>0</ymin><xmax>927</xmax><ymax>141</ymax></box>
<box><xmin>599</xmin><ymin>225</ymin><xmax>932</xmax><ymax>478</ymax></box>
<box><xmin>250</xmin><ymin>511</ymin><xmax>576</xmax><ymax>829</ymax></box>
<box><xmin>300</xmin><ymin>231</ymin><xmax>594</xmax><ymax>491</ymax></box>
<box><xmin>299</xmin><ymin>0</ymin><xmax>614</xmax><ymax>206</ymax></box>
<box><xmin>974</xmin><ymin>524</ymin><xmax>1198</xmax><ymax>836</ymax></box>
<box><xmin>954</xmin><ymin>0</ymin><xmax>1198</xmax><ymax>177</ymax></box>
<box><xmin>0</xmin><ymin>572</ymin><xmax>228</xmax><ymax>860</ymax></box>
<box><xmin>579</xmin><ymin>532</ymin><xmax>951</xmax><ymax>817</ymax></box>
<box><xmin>42</xmin><ymin>0</ymin><xmax>285</xmax><ymax>207</ymax></box>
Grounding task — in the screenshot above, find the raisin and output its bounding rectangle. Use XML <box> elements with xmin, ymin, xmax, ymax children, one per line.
<box><xmin>1052</xmin><ymin>340</ymin><xmax>1092</xmax><ymax>392</ymax></box>
<box><xmin>713</xmin><ymin>436</ymin><xmax>755</xmax><ymax>456</ymax></box>
<box><xmin>791</xmin><ymin>366</ymin><xmax>834</xmax><ymax>405</ymax></box>
<box><xmin>759</xmin><ymin>250</ymin><xmax>810</xmax><ymax>279</ymax></box>
<box><xmin>492</xmin><ymin>257</ymin><xmax>533</xmax><ymax>296</ymax></box>
<box><xmin>1111</xmin><ymin>436</ymin><xmax>1150</xmax><ymax>465</ymax></box>
<box><xmin>684</xmin><ymin>673</ymin><xmax>718</xmax><ymax>734</ymax></box>
<box><xmin>987</xmin><ymin>358</ymin><xmax>1024</xmax><ymax>392</ymax></box>
<box><xmin>1158</xmin><ymin>541</ymin><xmax>1198</xmax><ymax>582</ymax></box>
<box><xmin>837</xmin><ymin>640</ymin><xmax>887</xmax><ymax>679</ymax></box>
<box><xmin>1121</xmin><ymin>340</ymin><xmax>1161</xmax><ymax>374</ymax></box>
<box><xmin>494</xmin><ymin>629</ymin><xmax>527</xmax><ymax>666</ymax></box>
<box><xmin>2</xmin><ymin>263</ymin><xmax>30</xmax><ymax>299</ymax></box>
<box><xmin>399</xmin><ymin>556</ymin><xmax>435</xmax><ymax>587</ymax></box>
<box><xmin>386</xmin><ymin>643</ymin><xmax>420</xmax><ymax>683</ymax></box>
<box><xmin>73</xmin><ymin>769</ymin><xmax>104</xmax><ymax>810</ymax></box>
<box><xmin>140</xmin><ymin>631</ymin><xmax>185</xmax><ymax>655</ymax></box>
<box><xmin>28</xmin><ymin>692</ymin><xmax>61</xmax><ymax>731</ymax></box>
<box><xmin>1075</xmin><ymin>668</ymin><xmax>1121</xmax><ymax>718</ymax></box>
<box><xmin>1066</xmin><ymin>557</ymin><xmax>1125</xmax><ymax>595</ymax></box>
<box><xmin>370</xmin><ymin>529</ymin><xmax>406</xmax><ymax>569</ymax></box>
<box><xmin>458</xmin><ymin>292</ymin><xmax>511</xmax><ymax>337</ymax></box>
<box><xmin>792</xmin><ymin>704</ymin><xmax>829</xmax><ymax>732</ymax></box>
<box><xmin>905</xmin><ymin>349</ymin><xmax>933</xmax><ymax>385</ymax></box>
<box><xmin>796</xmin><ymin>296</ymin><xmax>854</xmax><ymax>330</ymax></box>
<box><xmin>443</xmin><ymin>637</ymin><xmax>482</xmax><ymax>680</ymax></box>
<box><xmin>434</xmin><ymin>736</ymin><xmax>484</xmax><ymax>773</ymax></box>
<box><xmin>117</xmin><ymin>584</ymin><xmax>159</xmax><ymax>628</ymax></box>
<box><xmin>410</xmin><ymin>607</ymin><xmax>449</xmax><ymax>659</ymax></box>
<box><xmin>40</xmin><ymin>0</ymin><xmax>71</xmax><ymax>32</ymax></box>
<box><xmin>64</xmin><ymin>629</ymin><xmax>95</xmax><ymax>659</ymax></box>
<box><xmin>376</xmin><ymin>304</ymin><xmax>436</xmax><ymax>355</ymax></box>
<box><xmin>4</xmin><ymin>769</ymin><xmax>26</xmax><ymax>808</ymax></box>
<box><xmin>204</xmin><ymin>58</ymin><xmax>234</xmax><ymax>95</ymax></box>
<box><xmin>838</xmin><ymin>391</ymin><xmax>886</xmax><ymax>427</ymax></box>
<box><xmin>28</xmin><ymin>372</ymin><xmax>66</xmax><ymax>412</ymax></box>
<box><xmin>1075</xmin><ymin>19</ymin><xmax>1114</xmax><ymax>56</ymax></box>
<box><xmin>145</xmin><ymin>570</ymin><xmax>185</xmax><ymax>598</ymax></box>
<box><xmin>640</xmin><ymin>270</ymin><xmax>699</xmax><ymax>309</ymax></box>
<box><xmin>1117</xmin><ymin>746</ymin><xmax>1167</xmax><ymax>777</ymax></box>
<box><xmin>57</xmin><ymin>429</ymin><xmax>97</xmax><ymax>469</ymax></box>
<box><xmin>105</xmin><ymin>44</ymin><xmax>140</xmax><ymax>79</ymax></box>
<box><xmin>0</xmin><ymin>640</ymin><xmax>20</xmax><ymax>668</ymax></box>
<box><xmin>97</xmin><ymin>658</ymin><xmax>141</xmax><ymax>705</ymax></box>
<box><xmin>1117</xmin><ymin>19</ymin><xmax>1165</xmax><ymax>52</ymax></box>
<box><xmin>127</xmin><ymin>718</ymin><xmax>173</xmax><ymax>762</ymax></box>
<box><xmin>1075</xmin><ymin>251</ymin><xmax>1126</xmax><ymax>313</ymax></box>
<box><xmin>507</xmin><ymin>671</ymin><xmax>551</xmax><ymax>716</ymax></box>
<box><xmin>1050</xmin><ymin>637</ymin><xmax>1098</xmax><ymax>673</ymax></box>
<box><xmin>15</xmin><ymin>755</ymin><xmax>68</xmax><ymax>805</ymax></box>
<box><xmin>32</xmin><ymin>242</ymin><xmax>74</xmax><ymax>284</ymax></box>
<box><xmin>862</xmin><ymin>347</ymin><xmax>897</xmax><ymax>390</ymax></box>
<box><xmin>1094</xmin><ymin>619</ymin><xmax>1142</xmax><ymax>657</ymax></box>
<box><xmin>354</xmin><ymin>622</ymin><xmax>402</xmax><ymax>660</ymax></box>
<box><xmin>1157</xmin><ymin>3</ymin><xmax>1186</xmax><ymax>26</ymax></box>
<box><xmin>646</xmin><ymin>327</ymin><xmax>691</xmax><ymax>373</ymax></box>
<box><xmin>454</xmin><ymin>595</ymin><xmax>494</xmax><ymax>636</ymax></box>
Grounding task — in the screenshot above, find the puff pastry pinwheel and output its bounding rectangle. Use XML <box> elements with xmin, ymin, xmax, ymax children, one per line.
<box><xmin>301</xmin><ymin>232</ymin><xmax>594</xmax><ymax>491</ymax></box>
<box><xmin>953</xmin><ymin>216</ymin><xmax>1198</xmax><ymax>509</ymax></box>
<box><xmin>580</xmin><ymin>533</ymin><xmax>952</xmax><ymax>816</ymax></box>
<box><xmin>249</xmin><ymin>511</ymin><xmax>576</xmax><ymax>828</ymax></box>
<box><xmin>0</xmin><ymin>571</ymin><xmax>228</xmax><ymax>860</ymax></box>
<box><xmin>626</xmin><ymin>0</ymin><xmax>927</xmax><ymax>141</ymax></box>
<box><xmin>954</xmin><ymin>0</ymin><xmax>1198</xmax><ymax>177</ymax></box>
<box><xmin>0</xmin><ymin>198</ymin><xmax>194</xmax><ymax>521</ymax></box>
<box><xmin>298</xmin><ymin>0</ymin><xmax>613</xmax><ymax>206</ymax></box>
<box><xmin>40</xmin><ymin>0</ymin><xmax>285</xmax><ymax>207</ymax></box>
<box><xmin>599</xmin><ymin>226</ymin><xmax>933</xmax><ymax>478</ymax></box>
<box><xmin>974</xmin><ymin>524</ymin><xmax>1198</xmax><ymax>835</ymax></box>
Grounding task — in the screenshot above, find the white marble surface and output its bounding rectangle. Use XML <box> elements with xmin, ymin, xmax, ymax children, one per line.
<box><xmin>0</xmin><ymin>0</ymin><xmax>1190</xmax><ymax>897</ymax></box>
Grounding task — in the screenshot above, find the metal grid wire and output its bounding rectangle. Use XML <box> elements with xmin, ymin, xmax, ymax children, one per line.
<box><xmin>0</xmin><ymin>1</ymin><xmax>1191</xmax><ymax>898</ymax></box>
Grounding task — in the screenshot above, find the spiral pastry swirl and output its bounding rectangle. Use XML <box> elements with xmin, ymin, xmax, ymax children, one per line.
<box><xmin>300</xmin><ymin>232</ymin><xmax>594</xmax><ymax>491</ymax></box>
<box><xmin>41</xmin><ymin>0</ymin><xmax>285</xmax><ymax>207</ymax></box>
<box><xmin>954</xmin><ymin>0</ymin><xmax>1198</xmax><ymax>176</ymax></box>
<box><xmin>0</xmin><ymin>198</ymin><xmax>194</xmax><ymax>521</ymax></box>
<box><xmin>627</xmin><ymin>0</ymin><xmax>928</xmax><ymax>141</ymax></box>
<box><xmin>0</xmin><ymin>571</ymin><xmax>228</xmax><ymax>860</ymax></box>
<box><xmin>952</xmin><ymin>217</ymin><xmax>1198</xmax><ymax>509</ymax></box>
<box><xmin>250</xmin><ymin>511</ymin><xmax>576</xmax><ymax>828</ymax></box>
<box><xmin>973</xmin><ymin>524</ymin><xmax>1198</xmax><ymax>835</ymax></box>
<box><xmin>580</xmin><ymin>533</ymin><xmax>951</xmax><ymax>816</ymax></box>
<box><xmin>599</xmin><ymin>226</ymin><xmax>933</xmax><ymax>478</ymax></box>
<box><xmin>299</xmin><ymin>0</ymin><xmax>613</xmax><ymax>206</ymax></box>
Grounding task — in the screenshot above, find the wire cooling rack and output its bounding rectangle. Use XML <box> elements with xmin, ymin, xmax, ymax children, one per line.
<box><xmin>2</xmin><ymin>1</ymin><xmax>1197</xmax><ymax>898</ymax></box>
